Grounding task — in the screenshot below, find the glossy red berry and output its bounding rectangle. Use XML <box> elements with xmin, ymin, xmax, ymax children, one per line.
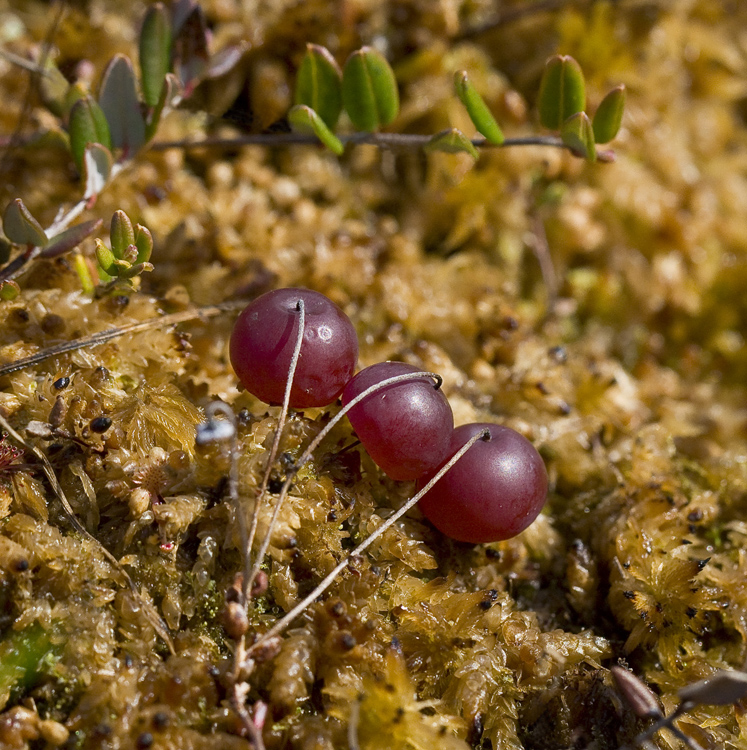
<box><xmin>341</xmin><ymin>361</ymin><xmax>454</xmax><ymax>481</ymax></box>
<box><xmin>417</xmin><ymin>423</ymin><xmax>548</xmax><ymax>543</ymax></box>
<box><xmin>230</xmin><ymin>288</ymin><xmax>358</xmax><ymax>408</ymax></box>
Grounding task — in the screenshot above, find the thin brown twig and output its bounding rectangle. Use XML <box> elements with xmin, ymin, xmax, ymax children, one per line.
<box><xmin>150</xmin><ymin>131</ymin><xmax>575</xmax><ymax>152</ymax></box>
<box><xmin>0</xmin><ymin>300</ymin><xmax>247</xmax><ymax>378</ymax></box>
<box><xmin>230</xmin><ymin>684</ymin><xmax>266</xmax><ymax>750</ymax></box>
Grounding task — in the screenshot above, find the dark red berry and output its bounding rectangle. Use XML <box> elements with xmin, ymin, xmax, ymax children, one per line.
<box><xmin>230</xmin><ymin>288</ymin><xmax>358</xmax><ymax>408</ymax></box>
<box><xmin>341</xmin><ymin>362</ymin><xmax>454</xmax><ymax>481</ymax></box>
<box><xmin>417</xmin><ymin>423</ymin><xmax>547</xmax><ymax>543</ymax></box>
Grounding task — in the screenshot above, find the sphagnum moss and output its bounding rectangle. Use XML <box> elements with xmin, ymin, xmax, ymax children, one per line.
<box><xmin>2</xmin><ymin>1</ymin><xmax>747</xmax><ymax>749</ymax></box>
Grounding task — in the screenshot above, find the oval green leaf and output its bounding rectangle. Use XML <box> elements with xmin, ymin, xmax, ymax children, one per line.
<box><xmin>561</xmin><ymin>111</ymin><xmax>596</xmax><ymax>162</ymax></box>
<box><xmin>139</xmin><ymin>2</ymin><xmax>172</xmax><ymax>108</ymax></box>
<box><xmin>3</xmin><ymin>199</ymin><xmax>47</xmax><ymax>247</ymax></box>
<box><xmin>342</xmin><ymin>47</ymin><xmax>399</xmax><ymax>132</ymax></box>
<box><xmin>424</xmin><ymin>128</ymin><xmax>479</xmax><ymax>160</ymax></box>
<box><xmin>453</xmin><ymin>71</ymin><xmax>504</xmax><ymax>145</ymax></box>
<box><xmin>288</xmin><ymin>104</ymin><xmax>344</xmax><ymax>156</ymax></box>
<box><xmin>592</xmin><ymin>84</ymin><xmax>625</xmax><ymax>144</ymax></box>
<box><xmin>134</xmin><ymin>225</ymin><xmax>154</xmax><ymax>264</ymax></box>
<box><xmin>68</xmin><ymin>96</ymin><xmax>112</xmax><ymax>172</ymax></box>
<box><xmin>110</xmin><ymin>210</ymin><xmax>135</xmax><ymax>259</ymax></box>
<box><xmin>538</xmin><ymin>55</ymin><xmax>586</xmax><ymax>131</ymax></box>
<box><xmin>98</xmin><ymin>54</ymin><xmax>146</xmax><ymax>156</ymax></box>
<box><xmin>295</xmin><ymin>44</ymin><xmax>343</xmax><ymax>130</ymax></box>
<box><xmin>95</xmin><ymin>238</ymin><xmax>117</xmax><ymax>277</ymax></box>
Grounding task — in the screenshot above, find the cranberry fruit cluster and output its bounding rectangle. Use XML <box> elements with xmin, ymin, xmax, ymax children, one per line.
<box><xmin>229</xmin><ymin>288</ymin><xmax>548</xmax><ymax>543</ymax></box>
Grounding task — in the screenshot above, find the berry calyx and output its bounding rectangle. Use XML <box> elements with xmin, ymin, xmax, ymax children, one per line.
<box><xmin>416</xmin><ymin>422</ymin><xmax>548</xmax><ymax>543</ymax></box>
<box><xmin>230</xmin><ymin>288</ymin><xmax>358</xmax><ymax>408</ymax></box>
<box><xmin>341</xmin><ymin>361</ymin><xmax>454</xmax><ymax>481</ymax></box>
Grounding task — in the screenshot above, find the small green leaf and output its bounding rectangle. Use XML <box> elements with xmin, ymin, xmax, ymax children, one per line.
<box><xmin>68</xmin><ymin>96</ymin><xmax>112</xmax><ymax>172</ymax></box>
<box><xmin>538</xmin><ymin>55</ymin><xmax>586</xmax><ymax>131</ymax></box>
<box><xmin>592</xmin><ymin>84</ymin><xmax>625</xmax><ymax>144</ymax></box>
<box><xmin>38</xmin><ymin>60</ymin><xmax>70</xmax><ymax>118</ymax></box>
<box><xmin>41</xmin><ymin>219</ymin><xmax>103</xmax><ymax>258</ymax></box>
<box><xmin>95</xmin><ymin>238</ymin><xmax>117</xmax><ymax>276</ymax></box>
<box><xmin>3</xmin><ymin>199</ymin><xmax>47</xmax><ymax>247</ymax></box>
<box><xmin>424</xmin><ymin>128</ymin><xmax>479</xmax><ymax>159</ymax></box>
<box><xmin>134</xmin><ymin>224</ymin><xmax>153</xmax><ymax>264</ymax></box>
<box><xmin>288</xmin><ymin>104</ymin><xmax>344</xmax><ymax>156</ymax></box>
<box><xmin>561</xmin><ymin>111</ymin><xmax>596</xmax><ymax>162</ymax></box>
<box><xmin>98</xmin><ymin>54</ymin><xmax>146</xmax><ymax>156</ymax></box>
<box><xmin>139</xmin><ymin>2</ymin><xmax>172</xmax><ymax>108</ymax></box>
<box><xmin>342</xmin><ymin>47</ymin><xmax>399</xmax><ymax>132</ymax></box>
<box><xmin>453</xmin><ymin>71</ymin><xmax>504</xmax><ymax>145</ymax></box>
<box><xmin>295</xmin><ymin>44</ymin><xmax>343</xmax><ymax>130</ymax></box>
<box><xmin>82</xmin><ymin>143</ymin><xmax>113</xmax><ymax>199</ymax></box>
<box><xmin>0</xmin><ymin>280</ymin><xmax>20</xmax><ymax>301</ymax></box>
<box><xmin>110</xmin><ymin>210</ymin><xmax>135</xmax><ymax>259</ymax></box>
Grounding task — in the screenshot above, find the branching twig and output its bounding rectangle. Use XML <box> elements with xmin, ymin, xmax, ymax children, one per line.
<box><xmin>150</xmin><ymin>130</ymin><xmax>606</xmax><ymax>156</ymax></box>
<box><xmin>0</xmin><ymin>300</ymin><xmax>247</xmax><ymax>377</ymax></box>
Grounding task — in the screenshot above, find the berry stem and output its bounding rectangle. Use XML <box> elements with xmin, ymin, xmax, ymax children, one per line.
<box><xmin>247</xmin><ymin>427</ymin><xmax>489</xmax><ymax>652</ymax></box>
<box><xmin>291</xmin><ymin>370</ymin><xmax>443</xmax><ymax>477</ymax></box>
<box><xmin>244</xmin><ymin>299</ymin><xmax>306</xmax><ymax>601</ymax></box>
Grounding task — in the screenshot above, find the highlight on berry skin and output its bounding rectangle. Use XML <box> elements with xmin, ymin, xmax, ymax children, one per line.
<box><xmin>229</xmin><ymin>287</ymin><xmax>358</xmax><ymax>408</ymax></box>
<box><xmin>416</xmin><ymin>422</ymin><xmax>548</xmax><ymax>544</ymax></box>
<box><xmin>341</xmin><ymin>361</ymin><xmax>454</xmax><ymax>481</ymax></box>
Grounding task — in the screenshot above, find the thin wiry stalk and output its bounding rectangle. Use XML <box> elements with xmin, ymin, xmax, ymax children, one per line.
<box><xmin>151</xmin><ymin>131</ymin><xmax>611</xmax><ymax>157</ymax></box>
<box><xmin>243</xmin><ymin>299</ymin><xmax>306</xmax><ymax>601</ymax></box>
<box><xmin>0</xmin><ymin>300</ymin><xmax>247</xmax><ymax>377</ymax></box>
<box><xmin>248</xmin><ymin>428</ymin><xmax>489</xmax><ymax>651</ymax></box>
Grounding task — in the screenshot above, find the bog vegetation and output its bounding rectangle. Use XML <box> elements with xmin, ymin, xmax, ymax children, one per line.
<box><xmin>1</xmin><ymin>1</ymin><xmax>747</xmax><ymax>749</ymax></box>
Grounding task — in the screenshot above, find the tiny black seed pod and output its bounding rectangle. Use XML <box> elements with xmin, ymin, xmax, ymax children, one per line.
<box><xmin>90</xmin><ymin>416</ymin><xmax>112</xmax><ymax>433</ymax></box>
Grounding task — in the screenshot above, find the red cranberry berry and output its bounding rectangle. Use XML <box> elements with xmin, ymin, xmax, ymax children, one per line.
<box><xmin>230</xmin><ymin>288</ymin><xmax>358</xmax><ymax>408</ymax></box>
<box><xmin>341</xmin><ymin>361</ymin><xmax>454</xmax><ymax>481</ymax></box>
<box><xmin>417</xmin><ymin>423</ymin><xmax>548</xmax><ymax>543</ymax></box>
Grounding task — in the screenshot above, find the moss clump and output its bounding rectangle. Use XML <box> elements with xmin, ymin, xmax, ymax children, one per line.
<box><xmin>2</xmin><ymin>0</ymin><xmax>747</xmax><ymax>748</ymax></box>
